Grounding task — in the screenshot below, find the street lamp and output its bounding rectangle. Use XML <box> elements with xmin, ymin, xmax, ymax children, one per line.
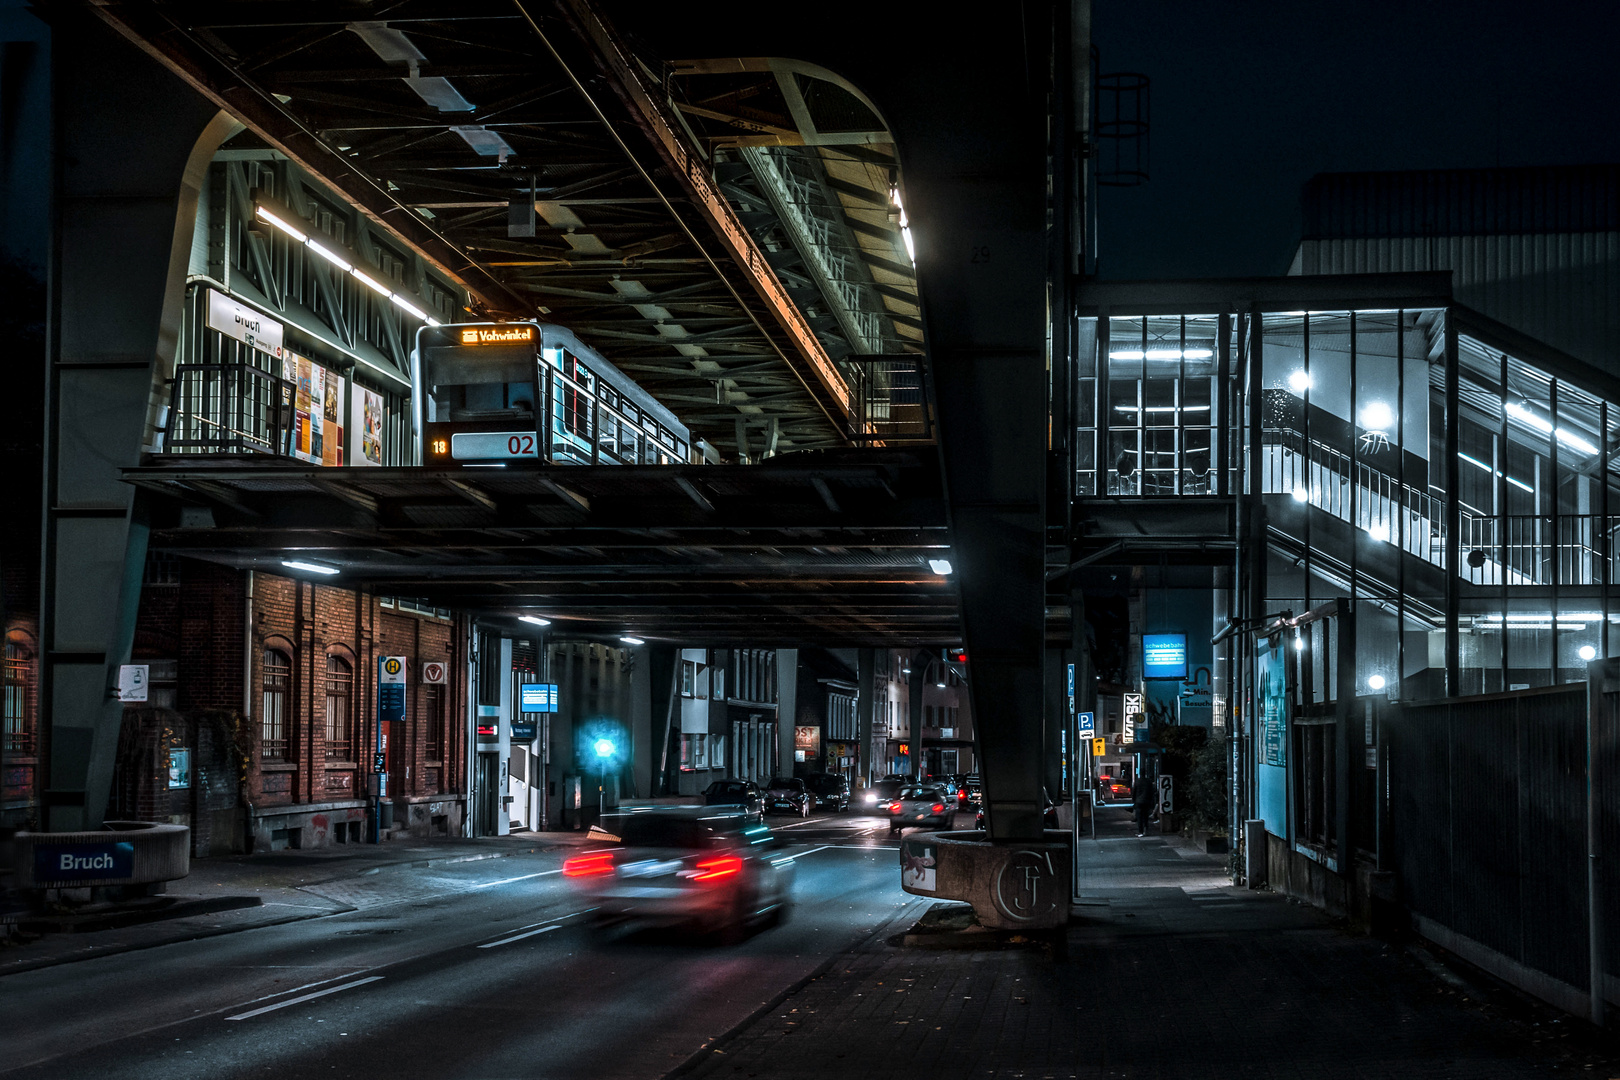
<box><xmin>593</xmin><ymin>736</ymin><xmax>616</xmax><ymax>821</ymax></box>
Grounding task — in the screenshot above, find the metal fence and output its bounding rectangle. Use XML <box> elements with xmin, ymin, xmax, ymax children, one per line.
<box><xmin>1385</xmin><ymin>683</ymin><xmax>1608</xmax><ymax>1016</ymax></box>
<box><xmin>849</xmin><ymin>356</ymin><xmax>932</xmax><ymax>443</ymax></box>
<box><xmin>163</xmin><ymin>363</ymin><xmax>294</xmax><ymax>456</ymax></box>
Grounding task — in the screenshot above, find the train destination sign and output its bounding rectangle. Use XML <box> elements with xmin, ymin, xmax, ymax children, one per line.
<box><xmin>448</xmin><ymin>431</ymin><xmax>540</xmax><ymax>460</ymax></box>
<box><xmin>459</xmin><ymin>325</ymin><xmax>536</xmax><ymax>345</ymax></box>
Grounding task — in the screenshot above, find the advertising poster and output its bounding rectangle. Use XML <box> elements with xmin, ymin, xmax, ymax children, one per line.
<box><xmin>308</xmin><ymin>363</ymin><xmax>325</xmax><ymax>462</ymax></box>
<box><xmin>351</xmin><ymin>386</ymin><xmax>384</xmax><ymax>466</ymax></box>
<box><xmin>1255</xmin><ymin>635</ymin><xmax>1290</xmax><ymax>837</ymax></box>
<box><xmin>900</xmin><ymin>840</ymin><xmax>937</xmax><ymax>892</ymax></box>
<box><xmin>323</xmin><ymin>371</ymin><xmax>342</xmax><ymax>465</ymax></box>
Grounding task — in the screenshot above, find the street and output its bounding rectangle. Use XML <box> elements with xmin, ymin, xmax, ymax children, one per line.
<box><xmin>1</xmin><ymin>814</ymin><xmax>920</xmax><ymax>1080</ymax></box>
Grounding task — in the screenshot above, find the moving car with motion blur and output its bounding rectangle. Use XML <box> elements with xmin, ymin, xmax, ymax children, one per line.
<box><xmin>885</xmin><ymin>783</ymin><xmax>957</xmax><ymax>836</ymax></box>
<box><xmin>860</xmin><ymin>778</ymin><xmax>904</xmax><ymax>810</ymax></box>
<box><xmin>563</xmin><ymin>808</ymin><xmax>794</xmax><ymax>937</ymax></box>
<box><xmin>701</xmin><ymin>779</ymin><xmax>763</xmax><ymax>818</ymax></box>
<box><xmin>804</xmin><ymin>772</ymin><xmax>851</xmax><ymax>812</ymax></box>
<box><xmin>763</xmin><ymin>776</ymin><xmax>812</xmax><ymax>817</ymax></box>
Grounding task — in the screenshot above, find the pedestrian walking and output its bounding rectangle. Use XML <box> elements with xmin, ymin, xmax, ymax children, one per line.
<box><xmin>1131</xmin><ymin>772</ymin><xmax>1154</xmax><ymax>836</ymax></box>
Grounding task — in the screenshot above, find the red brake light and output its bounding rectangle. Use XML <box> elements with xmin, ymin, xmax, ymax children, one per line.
<box><xmin>693</xmin><ymin>855</ymin><xmax>742</xmax><ymax>882</ymax></box>
<box><xmin>931</xmin><ymin>803</ymin><xmax>946</xmax><ymax>813</ymax></box>
<box><xmin>957</xmin><ymin>790</ymin><xmax>967</xmax><ymax>800</ymax></box>
<box><xmin>563</xmin><ymin>851</ymin><xmax>615</xmax><ymax>877</ymax></box>
<box><xmin>887</xmin><ymin>801</ymin><xmax>902</xmax><ymax>813</ymax></box>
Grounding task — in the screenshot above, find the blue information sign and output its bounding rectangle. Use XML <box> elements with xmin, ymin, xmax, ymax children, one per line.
<box><xmin>1142</xmin><ymin>633</ymin><xmax>1189</xmax><ymax>680</ymax></box>
<box><xmin>35</xmin><ymin>841</ymin><xmax>135</xmax><ymax>883</ymax></box>
<box><xmin>1077</xmin><ymin>711</ymin><xmax>1095</xmax><ymax>740</ymax></box>
<box><xmin>378</xmin><ymin>655</ymin><xmax>407</xmax><ymax>725</ymax></box>
<box><xmin>520</xmin><ymin>683</ymin><xmax>559</xmax><ymax>714</ymax></box>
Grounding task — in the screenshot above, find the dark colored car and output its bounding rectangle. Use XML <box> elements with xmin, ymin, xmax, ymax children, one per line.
<box><xmin>886</xmin><ymin>783</ymin><xmax>957</xmax><ymax>836</ymax></box>
<box><xmin>566</xmin><ymin>808</ymin><xmax>793</xmax><ymax>936</ymax></box>
<box><xmin>859</xmin><ymin>778</ymin><xmax>905</xmax><ymax>810</ymax></box>
<box><xmin>953</xmin><ymin>775</ymin><xmax>982</xmax><ymax>812</ymax></box>
<box><xmin>763</xmin><ymin>776</ymin><xmax>812</xmax><ymax>817</ymax></box>
<box><xmin>701</xmin><ymin>779</ymin><xmax>763</xmax><ymax>818</ymax></box>
<box><xmin>974</xmin><ymin>795</ymin><xmax>1060</xmax><ymax>831</ymax></box>
<box><xmin>804</xmin><ymin>772</ymin><xmax>851</xmax><ymax>812</ymax></box>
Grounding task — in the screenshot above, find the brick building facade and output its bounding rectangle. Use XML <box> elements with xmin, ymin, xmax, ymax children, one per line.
<box><xmin>111</xmin><ymin>559</ymin><xmax>468</xmax><ymax>851</ymax></box>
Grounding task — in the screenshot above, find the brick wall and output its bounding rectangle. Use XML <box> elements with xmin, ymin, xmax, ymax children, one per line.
<box><xmin>126</xmin><ymin>560</ymin><xmax>467</xmax><ymax>845</ymax></box>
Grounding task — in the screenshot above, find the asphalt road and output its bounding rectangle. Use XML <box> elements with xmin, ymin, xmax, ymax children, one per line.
<box><xmin>1</xmin><ymin>812</ymin><xmax>928</xmax><ymax>1080</ymax></box>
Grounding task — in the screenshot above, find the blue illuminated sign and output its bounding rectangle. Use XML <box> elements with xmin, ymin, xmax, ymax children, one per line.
<box><xmin>1142</xmin><ymin>633</ymin><xmax>1188</xmax><ymax>680</ymax></box>
<box><xmin>520</xmin><ymin>683</ymin><xmax>559</xmax><ymax>714</ymax></box>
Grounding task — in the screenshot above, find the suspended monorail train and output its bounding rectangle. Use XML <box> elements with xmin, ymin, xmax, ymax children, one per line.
<box><xmin>414</xmin><ymin>321</ymin><xmax>690</xmax><ymax>468</ymax></box>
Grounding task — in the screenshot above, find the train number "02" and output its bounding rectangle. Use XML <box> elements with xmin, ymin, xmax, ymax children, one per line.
<box><xmin>508</xmin><ymin>434</ymin><xmax>535</xmax><ymax>456</ymax></box>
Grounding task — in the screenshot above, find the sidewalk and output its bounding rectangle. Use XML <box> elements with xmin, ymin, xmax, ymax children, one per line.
<box><xmin>674</xmin><ymin>808</ymin><xmax>1618</xmax><ymax>1080</ymax></box>
<box><xmin>0</xmin><ymin>829</ymin><xmax>588</xmax><ymax>976</ymax></box>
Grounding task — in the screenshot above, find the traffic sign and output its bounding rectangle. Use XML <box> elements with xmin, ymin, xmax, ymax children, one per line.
<box><xmin>1077</xmin><ymin>711</ymin><xmax>1095</xmax><ymax>739</ymax></box>
<box><xmin>378</xmin><ymin>655</ymin><xmax>407</xmax><ymax>725</ymax></box>
<box><xmin>117</xmin><ymin>664</ymin><xmax>149</xmax><ymax>702</ymax></box>
<box><xmin>1092</xmin><ymin>738</ymin><xmax>1106</xmax><ymax>756</ymax></box>
<box><xmin>422</xmin><ymin>661</ymin><xmax>447</xmax><ymax>685</ymax></box>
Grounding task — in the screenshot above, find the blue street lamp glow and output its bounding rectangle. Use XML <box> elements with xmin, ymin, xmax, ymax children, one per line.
<box><xmin>594</xmin><ymin>738</ymin><xmax>615</xmax><ymax>760</ymax></box>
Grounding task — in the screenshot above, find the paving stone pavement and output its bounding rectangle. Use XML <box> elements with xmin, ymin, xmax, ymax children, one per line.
<box><xmin>676</xmin><ymin>810</ymin><xmax>1620</xmax><ymax>1080</ymax></box>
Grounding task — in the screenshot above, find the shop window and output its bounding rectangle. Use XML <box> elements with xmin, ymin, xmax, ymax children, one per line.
<box><xmin>261</xmin><ymin>648</ymin><xmax>292</xmax><ymax>762</ymax></box>
<box><xmin>325</xmin><ymin>654</ymin><xmax>354</xmax><ymax>761</ymax></box>
<box><xmin>680</xmin><ymin>660</ymin><xmax>696</xmax><ymax>698</ymax></box>
<box><xmin>692</xmin><ymin>733</ymin><xmax>709</xmax><ymax>769</ymax></box>
<box><xmin>3</xmin><ymin>633</ymin><xmax>37</xmax><ymax>755</ymax></box>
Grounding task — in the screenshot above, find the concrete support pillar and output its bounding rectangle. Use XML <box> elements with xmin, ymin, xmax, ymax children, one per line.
<box><xmin>855</xmin><ymin>648</ymin><xmax>875</xmax><ymax>786</ymax></box>
<box><xmin>908</xmin><ymin>650</ymin><xmax>928</xmax><ymax>782</ymax></box>
<box><xmin>39</xmin><ymin>10</ymin><xmax>232</xmax><ymax>829</ymax></box>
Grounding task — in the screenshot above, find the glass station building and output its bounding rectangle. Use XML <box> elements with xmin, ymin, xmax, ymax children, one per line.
<box><xmin>1073</xmin><ymin>272</ymin><xmax>1620</xmax><ymax>716</ymax></box>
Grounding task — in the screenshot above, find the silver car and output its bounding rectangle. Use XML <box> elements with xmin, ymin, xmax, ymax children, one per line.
<box><xmin>885</xmin><ymin>783</ymin><xmax>957</xmax><ymax>836</ymax></box>
<box><xmin>566</xmin><ymin>808</ymin><xmax>794</xmax><ymax>937</ymax></box>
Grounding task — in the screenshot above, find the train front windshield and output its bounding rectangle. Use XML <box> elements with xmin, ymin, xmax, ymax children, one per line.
<box><xmin>418</xmin><ymin>323</ymin><xmax>542</xmax><ymax>465</ymax></box>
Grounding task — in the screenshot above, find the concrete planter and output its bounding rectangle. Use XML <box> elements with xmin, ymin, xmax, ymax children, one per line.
<box><xmin>14</xmin><ymin>821</ymin><xmax>190</xmax><ymax>890</ymax></box>
<box><xmin>898</xmin><ymin>828</ymin><xmax>1071</xmax><ymax>930</ymax></box>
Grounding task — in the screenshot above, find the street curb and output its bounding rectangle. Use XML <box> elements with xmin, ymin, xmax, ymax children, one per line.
<box><xmin>660</xmin><ymin>896</ymin><xmax>927</xmax><ymax>1080</ymax></box>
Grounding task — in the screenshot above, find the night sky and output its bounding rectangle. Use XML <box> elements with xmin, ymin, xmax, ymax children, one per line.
<box><xmin>1092</xmin><ymin>0</ymin><xmax>1620</xmax><ymax>280</ymax></box>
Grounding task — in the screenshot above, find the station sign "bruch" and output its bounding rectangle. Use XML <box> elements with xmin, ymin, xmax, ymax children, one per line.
<box><xmin>34</xmin><ymin>842</ymin><xmax>135</xmax><ymax>883</ymax></box>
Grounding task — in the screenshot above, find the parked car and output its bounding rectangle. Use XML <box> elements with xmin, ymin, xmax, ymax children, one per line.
<box><xmin>885</xmin><ymin>783</ymin><xmax>957</xmax><ymax>836</ymax></box>
<box><xmin>701</xmin><ymin>779</ymin><xmax>763</xmax><ymax>818</ymax></box>
<box><xmin>804</xmin><ymin>772</ymin><xmax>851</xmax><ymax>812</ymax></box>
<box><xmin>859</xmin><ymin>778</ymin><xmax>904</xmax><ymax>810</ymax></box>
<box><xmin>974</xmin><ymin>791</ymin><xmax>1060</xmax><ymax>831</ymax></box>
<box><xmin>763</xmin><ymin>776</ymin><xmax>812</xmax><ymax>817</ymax></box>
<box><xmin>565</xmin><ymin>808</ymin><xmax>793</xmax><ymax>937</ymax></box>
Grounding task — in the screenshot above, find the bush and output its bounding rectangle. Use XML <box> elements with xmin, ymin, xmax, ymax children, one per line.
<box><xmin>1147</xmin><ymin>721</ymin><xmax>1227</xmax><ymax>834</ymax></box>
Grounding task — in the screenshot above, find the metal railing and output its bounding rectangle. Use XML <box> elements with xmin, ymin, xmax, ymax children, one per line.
<box><xmin>1458</xmin><ymin>513</ymin><xmax>1618</xmax><ymax>587</ymax></box>
<box><xmin>163</xmin><ymin>363</ymin><xmax>294</xmax><ymax>457</ymax></box>
<box><xmin>849</xmin><ymin>356</ymin><xmax>932</xmax><ymax>443</ymax></box>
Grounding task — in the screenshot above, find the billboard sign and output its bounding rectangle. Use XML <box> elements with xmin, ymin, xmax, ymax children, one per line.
<box><xmin>1143</xmin><ymin>634</ymin><xmax>1188</xmax><ymax>679</ymax></box>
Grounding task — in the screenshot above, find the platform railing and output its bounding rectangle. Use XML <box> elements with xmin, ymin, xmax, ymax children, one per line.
<box><xmin>849</xmin><ymin>356</ymin><xmax>932</xmax><ymax>443</ymax></box>
<box><xmin>162</xmin><ymin>363</ymin><xmax>294</xmax><ymax>457</ymax></box>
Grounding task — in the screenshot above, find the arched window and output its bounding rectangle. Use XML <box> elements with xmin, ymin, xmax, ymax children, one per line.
<box><xmin>3</xmin><ymin>633</ymin><xmax>36</xmax><ymax>755</ymax></box>
<box><xmin>325</xmin><ymin>655</ymin><xmax>353</xmax><ymax>761</ymax></box>
<box><xmin>261</xmin><ymin>648</ymin><xmax>292</xmax><ymax>761</ymax></box>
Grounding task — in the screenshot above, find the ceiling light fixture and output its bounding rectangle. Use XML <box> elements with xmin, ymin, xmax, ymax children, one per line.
<box><xmin>257</xmin><ymin>204</ymin><xmax>439</xmax><ymax>326</ymax></box>
<box><xmin>1505</xmin><ymin>401</ymin><xmax>1599</xmax><ymax>455</ymax></box>
<box><xmin>519</xmin><ymin>615</ymin><xmax>552</xmax><ymax>626</ymax></box>
<box><xmin>928</xmin><ymin>558</ymin><xmax>953</xmax><ymax>575</ymax></box>
<box><xmin>281</xmin><ymin>559</ymin><xmax>340</xmax><ymax>576</ymax></box>
<box><xmin>619</xmin><ymin>635</ymin><xmax>645</xmax><ymax>646</ymax></box>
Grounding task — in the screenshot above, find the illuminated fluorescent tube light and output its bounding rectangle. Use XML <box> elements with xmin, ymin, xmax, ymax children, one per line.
<box><xmin>1456</xmin><ymin>452</ymin><xmax>1534</xmax><ymax>493</ymax></box>
<box><xmin>928</xmin><ymin>558</ymin><xmax>953</xmax><ymax>575</ymax></box>
<box><xmin>306</xmin><ymin>240</ymin><xmax>352</xmax><ymax>273</ymax></box>
<box><xmin>390</xmin><ymin>293</ymin><xmax>429</xmax><ymax>320</ymax></box>
<box><xmin>519</xmin><ymin>615</ymin><xmax>552</xmax><ymax>626</ymax></box>
<box><xmin>1505</xmin><ymin>402</ymin><xmax>1599</xmax><ymax>455</ymax></box>
<box><xmin>352</xmin><ymin>268</ymin><xmax>392</xmax><ymax>297</ymax></box>
<box><xmin>619</xmin><ymin>635</ymin><xmax>645</xmax><ymax>646</ymax></box>
<box><xmin>282</xmin><ymin>560</ymin><xmax>340</xmax><ymax>576</ymax></box>
<box><xmin>255</xmin><ymin>205</ymin><xmax>307</xmax><ymax>243</ymax></box>
<box><xmin>1108</xmin><ymin>348</ymin><xmax>1215</xmax><ymax>361</ymax></box>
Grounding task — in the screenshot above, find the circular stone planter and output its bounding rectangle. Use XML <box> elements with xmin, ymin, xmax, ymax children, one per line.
<box><xmin>14</xmin><ymin>821</ymin><xmax>190</xmax><ymax>891</ymax></box>
<box><xmin>897</xmin><ymin>828</ymin><xmax>1071</xmax><ymax>930</ymax></box>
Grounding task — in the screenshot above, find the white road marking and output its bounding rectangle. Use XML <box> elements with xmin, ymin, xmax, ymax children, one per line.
<box><xmin>772</xmin><ymin>817</ymin><xmax>837</xmax><ymax>829</ymax></box>
<box><xmin>229</xmin><ymin>971</ymin><xmax>369</xmax><ymax>1009</ymax></box>
<box><xmin>473</xmin><ymin>869</ymin><xmax>562</xmax><ymax>888</ymax></box>
<box><xmin>225</xmin><ymin>977</ymin><xmax>384</xmax><ymax>1020</ymax></box>
<box><xmin>477</xmin><ymin>925</ymin><xmax>559</xmax><ymax>949</ymax></box>
<box><xmin>794</xmin><ymin>844</ymin><xmax>899</xmax><ymax>858</ymax></box>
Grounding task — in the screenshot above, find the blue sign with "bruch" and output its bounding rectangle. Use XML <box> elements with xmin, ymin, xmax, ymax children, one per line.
<box><xmin>35</xmin><ymin>842</ymin><xmax>135</xmax><ymax>883</ymax></box>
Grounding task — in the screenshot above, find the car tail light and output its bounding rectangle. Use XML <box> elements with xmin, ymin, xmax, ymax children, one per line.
<box><xmin>692</xmin><ymin>855</ymin><xmax>743</xmax><ymax>882</ymax></box>
<box><xmin>957</xmin><ymin>790</ymin><xmax>967</xmax><ymax>801</ymax></box>
<box><xmin>563</xmin><ymin>851</ymin><xmax>615</xmax><ymax>877</ymax></box>
<box><xmin>931</xmin><ymin>803</ymin><xmax>946</xmax><ymax>813</ymax></box>
<box><xmin>887</xmin><ymin>801</ymin><xmax>902</xmax><ymax>813</ymax></box>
